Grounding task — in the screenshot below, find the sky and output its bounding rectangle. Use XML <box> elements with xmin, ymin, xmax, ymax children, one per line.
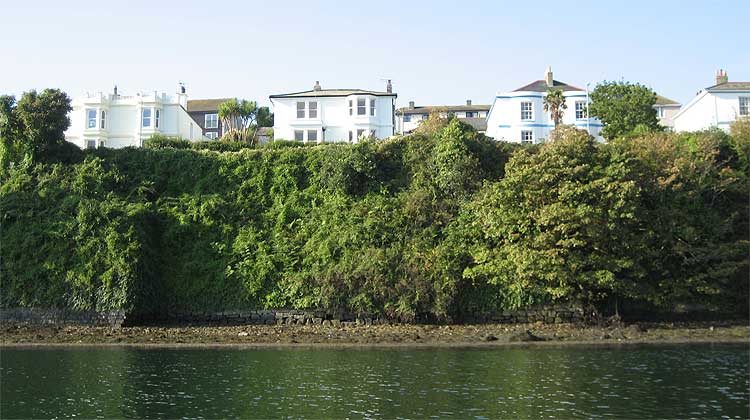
<box><xmin>1</xmin><ymin>0</ymin><xmax>748</xmax><ymax>108</ymax></box>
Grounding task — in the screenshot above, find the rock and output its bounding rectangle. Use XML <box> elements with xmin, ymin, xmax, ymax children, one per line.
<box><xmin>509</xmin><ymin>330</ymin><xmax>547</xmax><ymax>342</ymax></box>
<box><xmin>484</xmin><ymin>335</ymin><xmax>498</xmax><ymax>342</ymax></box>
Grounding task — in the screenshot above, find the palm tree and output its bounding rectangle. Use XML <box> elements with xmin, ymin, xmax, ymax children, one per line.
<box><xmin>543</xmin><ymin>88</ymin><xmax>567</xmax><ymax>127</ymax></box>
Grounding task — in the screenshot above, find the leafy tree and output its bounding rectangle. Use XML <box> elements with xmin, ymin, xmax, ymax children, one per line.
<box><xmin>256</xmin><ymin>106</ymin><xmax>274</xmax><ymax>127</ymax></box>
<box><xmin>217</xmin><ymin>98</ymin><xmax>259</xmax><ymax>143</ymax></box>
<box><xmin>414</xmin><ymin>108</ymin><xmax>450</xmax><ymax>137</ymax></box>
<box><xmin>589</xmin><ymin>81</ymin><xmax>661</xmax><ymax>140</ymax></box>
<box><xmin>543</xmin><ymin>88</ymin><xmax>567</xmax><ymax>127</ymax></box>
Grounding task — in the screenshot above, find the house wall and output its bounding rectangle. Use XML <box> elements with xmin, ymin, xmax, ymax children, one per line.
<box><xmin>673</xmin><ymin>91</ymin><xmax>749</xmax><ymax>132</ymax></box>
<box><xmin>396</xmin><ymin>110</ymin><xmax>488</xmax><ymax>134</ymax></box>
<box><xmin>188</xmin><ymin>110</ymin><xmax>223</xmax><ymax>138</ymax></box>
<box><xmin>272</xmin><ymin>95</ymin><xmax>396</xmax><ymax>142</ymax></box>
<box><xmin>486</xmin><ymin>91</ymin><xmax>603</xmax><ymax>143</ymax></box>
<box><xmin>655</xmin><ymin>105</ymin><xmax>681</xmax><ymax>129</ymax></box>
<box><xmin>65</xmin><ymin>92</ymin><xmax>205</xmax><ymax>149</ymax></box>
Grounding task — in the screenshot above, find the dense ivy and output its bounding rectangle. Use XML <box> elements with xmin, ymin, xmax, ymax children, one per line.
<box><xmin>1</xmin><ymin>120</ymin><xmax>747</xmax><ymax>320</ymax></box>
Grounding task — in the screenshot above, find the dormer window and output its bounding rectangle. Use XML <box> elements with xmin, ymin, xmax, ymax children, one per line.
<box><xmin>86</xmin><ymin>109</ymin><xmax>97</xmax><ymax>129</ymax></box>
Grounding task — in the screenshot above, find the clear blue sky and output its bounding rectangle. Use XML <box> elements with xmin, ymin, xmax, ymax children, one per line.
<box><xmin>1</xmin><ymin>0</ymin><xmax>748</xmax><ymax>108</ymax></box>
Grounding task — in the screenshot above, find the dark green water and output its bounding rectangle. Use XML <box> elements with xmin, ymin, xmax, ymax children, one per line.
<box><xmin>1</xmin><ymin>344</ymin><xmax>747</xmax><ymax>419</ymax></box>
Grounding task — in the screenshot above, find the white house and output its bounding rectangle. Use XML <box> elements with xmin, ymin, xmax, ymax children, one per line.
<box><xmin>673</xmin><ymin>70</ymin><xmax>750</xmax><ymax>133</ymax></box>
<box><xmin>65</xmin><ymin>86</ymin><xmax>205</xmax><ymax>149</ymax></box>
<box><xmin>486</xmin><ymin>67</ymin><xmax>603</xmax><ymax>143</ymax></box>
<box><xmin>269</xmin><ymin>81</ymin><xmax>396</xmax><ymax>143</ymax></box>
<box><xmin>654</xmin><ymin>95</ymin><xmax>681</xmax><ymax>129</ymax></box>
<box><xmin>396</xmin><ymin>100</ymin><xmax>490</xmax><ymax>134</ymax></box>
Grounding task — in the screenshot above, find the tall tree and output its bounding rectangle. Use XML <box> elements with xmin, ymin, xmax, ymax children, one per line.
<box><xmin>218</xmin><ymin>99</ymin><xmax>273</xmax><ymax>143</ymax></box>
<box><xmin>589</xmin><ymin>81</ymin><xmax>661</xmax><ymax>140</ymax></box>
<box><xmin>543</xmin><ymin>88</ymin><xmax>567</xmax><ymax>127</ymax></box>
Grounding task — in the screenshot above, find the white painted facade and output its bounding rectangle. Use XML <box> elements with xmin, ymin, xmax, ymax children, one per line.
<box><xmin>396</xmin><ymin>101</ymin><xmax>490</xmax><ymax>133</ymax></box>
<box><xmin>654</xmin><ymin>104</ymin><xmax>681</xmax><ymax>129</ymax></box>
<box><xmin>270</xmin><ymin>83</ymin><xmax>396</xmax><ymax>143</ymax></box>
<box><xmin>486</xmin><ymin>90</ymin><xmax>603</xmax><ymax>143</ymax></box>
<box><xmin>673</xmin><ymin>89</ymin><xmax>749</xmax><ymax>133</ymax></box>
<box><xmin>65</xmin><ymin>88</ymin><xmax>205</xmax><ymax>149</ymax></box>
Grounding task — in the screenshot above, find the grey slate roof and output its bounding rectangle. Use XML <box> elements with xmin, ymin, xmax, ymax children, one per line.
<box><xmin>187</xmin><ymin>98</ymin><xmax>233</xmax><ymax>112</ymax></box>
<box><xmin>461</xmin><ymin>117</ymin><xmax>487</xmax><ymax>132</ymax></box>
<box><xmin>513</xmin><ymin>80</ymin><xmax>584</xmax><ymax>92</ymax></box>
<box><xmin>706</xmin><ymin>82</ymin><xmax>750</xmax><ymax>91</ymax></box>
<box><xmin>654</xmin><ymin>95</ymin><xmax>680</xmax><ymax>106</ymax></box>
<box><xmin>396</xmin><ymin>104</ymin><xmax>491</xmax><ymax>115</ymax></box>
<box><xmin>270</xmin><ymin>89</ymin><xmax>396</xmax><ymax>99</ymax></box>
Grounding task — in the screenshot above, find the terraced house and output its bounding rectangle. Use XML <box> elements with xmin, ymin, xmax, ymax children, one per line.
<box><xmin>187</xmin><ymin>98</ymin><xmax>232</xmax><ymax>139</ymax></box>
<box><xmin>270</xmin><ymin>81</ymin><xmax>397</xmax><ymax>142</ymax></box>
<box><xmin>485</xmin><ymin>67</ymin><xmax>604</xmax><ymax>143</ymax></box>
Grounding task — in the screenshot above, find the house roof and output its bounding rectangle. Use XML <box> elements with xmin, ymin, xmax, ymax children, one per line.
<box><xmin>396</xmin><ymin>104</ymin><xmax>491</xmax><ymax>115</ymax></box>
<box><xmin>706</xmin><ymin>82</ymin><xmax>750</xmax><ymax>92</ymax></box>
<box><xmin>513</xmin><ymin>79</ymin><xmax>584</xmax><ymax>92</ymax></box>
<box><xmin>187</xmin><ymin>98</ymin><xmax>233</xmax><ymax>112</ymax></box>
<box><xmin>461</xmin><ymin>117</ymin><xmax>488</xmax><ymax>132</ymax></box>
<box><xmin>270</xmin><ymin>89</ymin><xmax>396</xmax><ymax>99</ymax></box>
<box><xmin>655</xmin><ymin>95</ymin><xmax>680</xmax><ymax>106</ymax></box>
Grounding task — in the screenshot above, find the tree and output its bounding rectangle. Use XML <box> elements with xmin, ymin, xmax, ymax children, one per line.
<box><xmin>589</xmin><ymin>81</ymin><xmax>661</xmax><ymax>140</ymax></box>
<box><xmin>543</xmin><ymin>88</ymin><xmax>567</xmax><ymax>127</ymax></box>
<box><xmin>0</xmin><ymin>89</ymin><xmax>71</xmax><ymax>165</ymax></box>
<box><xmin>256</xmin><ymin>106</ymin><xmax>274</xmax><ymax>127</ymax></box>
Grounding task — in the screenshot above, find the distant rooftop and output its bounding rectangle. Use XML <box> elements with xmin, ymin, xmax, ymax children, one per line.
<box><xmin>187</xmin><ymin>98</ymin><xmax>233</xmax><ymax>112</ymax></box>
<box><xmin>706</xmin><ymin>82</ymin><xmax>750</xmax><ymax>92</ymax></box>
<box><xmin>270</xmin><ymin>89</ymin><xmax>395</xmax><ymax>99</ymax></box>
<box><xmin>655</xmin><ymin>95</ymin><xmax>680</xmax><ymax>106</ymax></box>
<box><xmin>512</xmin><ymin>79</ymin><xmax>584</xmax><ymax>92</ymax></box>
<box><xmin>397</xmin><ymin>104</ymin><xmax>490</xmax><ymax>115</ymax></box>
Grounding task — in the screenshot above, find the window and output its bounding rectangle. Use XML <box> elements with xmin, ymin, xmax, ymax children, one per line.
<box><xmin>142</xmin><ymin>108</ymin><xmax>151</xmax><ymax>127</ymax></box>
<box><xmin>575</xmin><ymin>101</ymin><xmax>587</xmax><ymax>119</ymax></box>
<box><xmin>740</xmin><ymin>97</ymin><xmax>750</xmax><ymax>116</ymax></box>
<box><xmin>422</xmin><ymin>114</ymin><xmax>429</xmax><ymax>120</ymax></box>
<box><xmin>190</xmin><ymin>123</ymin><xmax>193</xmax><ymax>138</ymax></box>
<box><xmin>466</xmin><ymin>111</ymin><xmax>475</xmax><ymax>118</ymax></box>
<box><xmin>370</xmin><ymin>99</ymin><xmax>376</xmax><ymax>116</ymax></box>
<box><xmin>309</xmin><ymin>102</ymin><xmax>318</xmax><ymax>119</ymax></box>
<box><xmin>357</xmin><ymin>98</ymin><xmax>367</xmax><ymax>115</ymax></box>
<box><xmin>307</xmin><ymin>130</ymin><xmax>317</xmax><ymax>142</ymax></box>
<box><xmin>349</xmin><ymin>100</ymin><xmax>353</xmax><ymax>116</ymax></box>
<box><xmin>294</xmin><ymin>130</ymin><xmax>304</xmax><ymax>141</ymax></box>
<box><xmin>521</xmin><ymin>130</ymin><xmax>533</xmax><ymax>144</ymax></box>
<box><xmin>403</xmin><ymin>115</ymin><xmax>411</xmax><ymax>122</ymax></box>
<box><xmin>99</xmin><ymin>141</ymin><xmax>106</xmax><ymax>148</ymax></box>
<box><xmin>357</xmin><ymin>129</ymin><xmax>365</xmax><ymax>139</ymax></box>
<box><xmin>206</xmin><ymin>132</ymin><xmax>219</xmax><ymax>140</ymax></box>
<box><xmin>296</xmin><ymin>102</ymin><xmax>305</xmax><ymax>118</ymax></box>
<box><xmin>655</xmin><ymin>107</ymin><xmax>664</xmax><ymax>118</ymax></box>
<box><xmin>100</xmin><ymin>110</ymin><xmax>106</xmax><ymax>129</ymax></box>
<box><xmin>349</xmin><ymin>131</ymin><xmax>353</xmax><ymax>142</ymax></box>
<box><xmin>520</xmin><ymin>102</ymin><xmax>533</xmax><ymax>121</ymax></box>
<box><xmin>205</xmin><ymin>113</ymin><xmax>218</xmax><ymax>129</ymax></box>
<box><xmin>85</xmin><ymin>140</ymin><xmax>96</xmax><ymax>149</ymax></box>
<box><xmin>155</xmin><ymin>109</ymin><xmax>160</xmax><ymax>128</ymax></box>
<box><xmin>86</xmin><ymin>109</ymin><xmax>97</xmax><ymax>129</ymax></box>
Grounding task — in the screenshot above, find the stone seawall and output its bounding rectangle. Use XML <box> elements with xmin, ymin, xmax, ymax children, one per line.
<box><xmin>0</xmin><ymin>308</ymin><xmax>126</xmax><ymax>327</ymax></box>
<box><xmin>1</xmin><ymin>305</ymin><xmax>586</xmax><ymax>328</ymax></box>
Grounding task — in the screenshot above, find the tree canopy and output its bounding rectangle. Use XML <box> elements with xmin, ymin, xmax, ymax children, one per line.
<box><xmin>589</xmin><ymin>81</ymin><xmax>661</xmax><ymax>140</ymax></box>
<box><xmin>543</xmin><ymin>88</ymin><xmax>567</xmax><ymax>127</ymax></box>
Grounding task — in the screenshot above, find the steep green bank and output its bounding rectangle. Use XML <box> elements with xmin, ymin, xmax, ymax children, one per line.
<box><xmin>1</xmin><ymin>120</ymin><xmax>748</xmax><ymax>321</ymax></box>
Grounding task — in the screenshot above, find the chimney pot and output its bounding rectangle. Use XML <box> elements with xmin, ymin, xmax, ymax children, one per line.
<box><xmin>466</xmin><ymin>99</ymin><xmax>472</xmax><ymax>106</ymax></box>
<box><xmin>715</xmin><ymin>69</ymin><xmax>728</xmax><ymax>85</ymax></box>
<box><xmin>545</xmin><ymin>66</ymin><xmax>554</xmax><ymax>88</ymax></box>
<box><xmin>386</xmin><ymin>79</ymin><xmax>392</xmax><ymax>94</ymax></box>
<box><xmin>313</xmin><ymin>81</ymin><xmax>321</xmax><ymax>91</ymax></box>
<box><xmin>409</xmin><ymin>101</ymin><xmax>415</xmax><ymax>109</ymax></box>
<box><xmin>113</xmin><ymin>85</ymin><xmax>118</xmax><ymax>96</ymax></box>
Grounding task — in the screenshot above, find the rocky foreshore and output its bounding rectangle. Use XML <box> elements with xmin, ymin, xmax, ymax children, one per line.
<box><xmin>2</xmin><ymin>320</ymin><xmax>748</xmax><ymax>347</ymax></box>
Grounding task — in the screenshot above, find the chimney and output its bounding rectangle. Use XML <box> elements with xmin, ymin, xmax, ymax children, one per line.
<box><xmin>716</xmin><ymin>69</ymin><xmax>728</xmax><ymax>85</ymax></box>
<box><xmin>113</xmin><ymin>85</ymin><xmax>118</xmax><ymax>96</ymax></box>
<box><xmin>313</xmin><ymin>81</ymin><xmax>321</xmax><ymax>91</ymax></box>
<box><xmin>179</xmin><ymin>82</ymin><xmax>186</xmax><ymax>94</ymax></box>
<box><xmin>545</xmin><ymin>66</ymin><xmax>554</xmax><ymax>88</ymax></box>
<box><xmin>409</xmin><ymin>101</ymin><xmax>415</xmax><ymax>109</ymax></box>
<box><xmin>386</xmin><ymin>79</ymin><xmax>392</xmax><ymax>94</ymax></box>
<box><xmin>466</xmin><ymin>99</ymin><xmax>472</xmax><ymax>106</ymax></box>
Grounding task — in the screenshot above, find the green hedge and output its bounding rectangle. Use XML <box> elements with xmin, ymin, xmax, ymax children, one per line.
<box><xmin>1</xmin><ymin>120</ymin><xmax>747</xmax><ymax>320</ymax></box>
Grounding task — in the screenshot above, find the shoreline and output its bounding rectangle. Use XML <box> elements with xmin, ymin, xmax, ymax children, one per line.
<box><xmin>2</xmin><ymin>320</ymin><xmax>748</xmax><ymax>348</ymax></box>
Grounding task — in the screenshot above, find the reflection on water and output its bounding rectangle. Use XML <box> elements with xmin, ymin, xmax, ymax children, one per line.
<box><xmin>1</xmin><ymin>344</ymin><xmax>748</xmax><ymax>419</ymax></box>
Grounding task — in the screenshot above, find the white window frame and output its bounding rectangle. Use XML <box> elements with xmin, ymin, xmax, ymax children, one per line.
<box><xmin>155</xmin><ymin>109</ymin><xmax>160</xmax><ymax>129</ymax></box>
<box><xmin>86</xmin><ymin>109</ymin><xmax>97</xmax><ymax>129</ymax></box>
<box><xmin>575</xmin><ymin>101</ymin><xmax>586</xmax><ymax>120</ymax></box>
<box><xmin>357</xmin><ymin>98</ymin><xmax>367</xmax><ymax>116</ymax></box>
<box><xmin>296</xmin><ymin>102</ymin><xmax>305</xmax><ymax>119</ymax></box>
<box><xmin>739</xmin><ymin>97</ymin><xmax>750</xmax><ymax>116</ymax></box>
<box><xmin>142</xmin><ymin>108</ymin><xmax>152</xmax><ymax>128</ymax></box>
<box><xmin>100</xmin><ymin>110</ymin><xmax>106</xmax><ymax>129</ymax></box>
<box><xmin>370</xmin><ymin>98</ymin><xmax>376</xmax><ymax>116</ymax></box>
<box><xmin>520</xmin><ymin>102</ymin><xmax>533</xmax><ymax>121</ymax></box>
<box><xmin>206</xmin><ymin>132</ymin><xmax>219</xmax><ymax>140</ymax></box>
<box><xmin>85</xmin><ymin>139</ymin><xmax>96</xmax><ymax>149</ymax></box>
<box><xmin>294</xmin><ymin>130</ymin><xmax>304</xmax><ymax>141</ymax></box>
<box><xmin>348</xmin><ymin>131</ymin><xmax>353</xmax><ymax>142</ymax></box>
<box><xmin>349</xmin><ymin>100</ymin><xmax>353</xmax><ymax>116</ymax></box>
<box><xmin>356</xmin><ymin>129</ymin><xmax>365</xmax><ymax>139</ymax></box>
<box><xmin>308</xmin><ymin>102</ymin><xmax>318</xmax><ymax>119</ymax></box>
<box><xmin>521</xmin><ymin>130</ymin><xmax>533</xmax><ymax>143</ymax></box>
<box><xmin>466</xmin><ymin>111</ymin><xmax>475</xmax><ymax>118</ymax></box>
<box><xmin>205</xmin><ymin>113</ymin><xmax>218</xmax><ymax>129</ymax></box>
<box><xmin>403</xmin><ymin>114</ymin><xmax>411</xmax><ymax>122</ymax></box>
<box><xmin>307</xmin><ymin>129</ymin><xmax>317</xmax><ymax>142</ymax></box>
